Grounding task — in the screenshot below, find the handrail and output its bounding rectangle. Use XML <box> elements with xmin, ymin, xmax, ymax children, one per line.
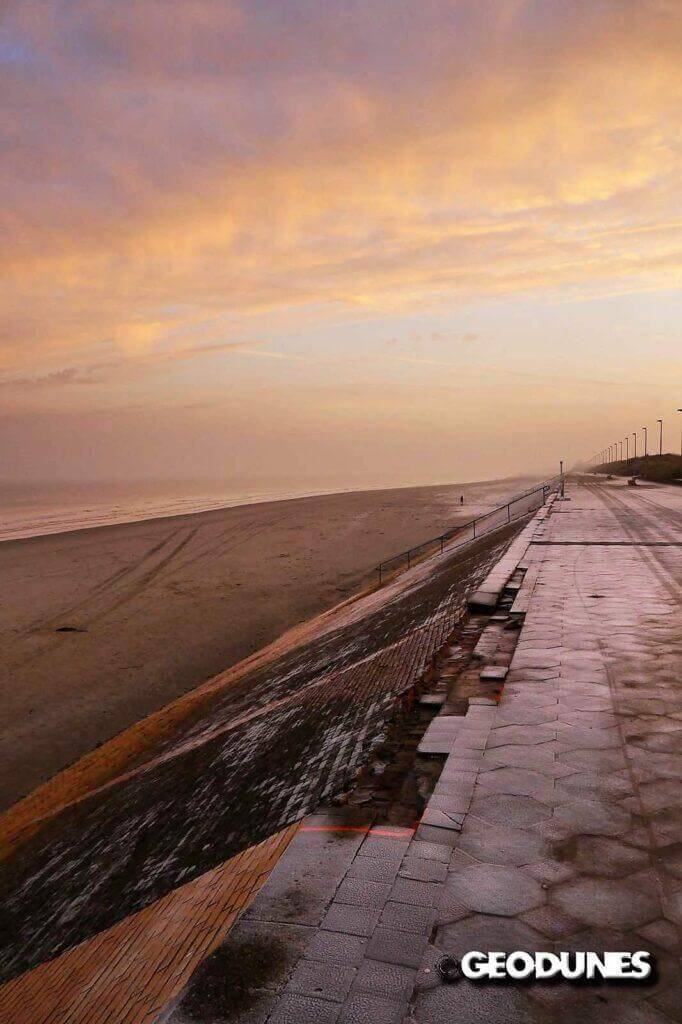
<box><xmin>375</xmin><ymin>480</ymin><xmax>558</xmax><ymax>583</ymax></box>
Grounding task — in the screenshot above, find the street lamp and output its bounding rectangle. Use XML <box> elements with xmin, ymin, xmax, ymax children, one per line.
<box><xmin>632</xmin><ymin>432</ymin><xmax>636</xmax><ymax>461</ymax></box>
<box><xmin>625</xmin><ymin>436</ymin><xmax>629</xmax><ymax>461</ymax></box>
<box><xmin>643</xmin><ymin>426</ymin><xmax>648</xmax><ymax>457</ymax></box>
<box><xmin>677</xmin><ymin>410</ymin><xmax>682</xmax><ymax>457</ymax></box>
<box><xmin>657</xmin><ymin>419</ymin><xmax>663</xmax><ymax>456</ymax></box>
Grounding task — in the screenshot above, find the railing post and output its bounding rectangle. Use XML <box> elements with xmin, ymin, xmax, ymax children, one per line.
<box><xmin>472</xmin><ymin>519</ymin><xmax>476</xmax><ymax>539</ymax></box>
<box><xmin>407</xmin><ymin>550</ymin><xmax>411</xmax><ymax>569</ymax></box>
<box><xmin>440</xmin><ymin>536</ymin><xmax>444</xmax><ymax>553</ymax></box>
<box><xmin>508</xmin><ymin>504</ymin><xmax>511</xmax><ymax>523</ymax></box>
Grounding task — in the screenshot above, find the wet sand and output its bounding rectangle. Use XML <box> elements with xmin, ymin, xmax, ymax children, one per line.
<box><xmin>0</xmin><ymin>476</ymin><xmax>533</xmax><ymax>810</ymax></box>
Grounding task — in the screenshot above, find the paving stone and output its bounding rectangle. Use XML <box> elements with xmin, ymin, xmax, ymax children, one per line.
<box><xmin>269</xmin><ymin>992</ymin><xmax>341</xmax><ymax>1024</ymax></box>
<box><xmin>571</xmin><ymin>836</ymin><xmax>651</xmax><ymax>877</ymax></box>
<box><xmin>439</xmin><ymin>757</ymin><xmax>481</xmax><ymax>773</ymax></box>
<box><xmin>555</xmin><ymin>727</ymin><xmax>621</xmax><ymax>750</ymax></box>
<box><xmin>519</xmin><ymin>903</ymin><xmax>580</xmax><ymax>938</ymax></box>
<box><xmin>494</xmin><ymin>707</ymin><xmax>560</xmax><ymax>727</ymax></box>
<box><xmin>554</xmin><ymin>771</ymin><xmax>634</xmax><ymax>803</ymax></box>
<box><xmin>407</xmin><ymin>840</ymin><xmax>453</xmax><ymax>864</ymax></box>
<box><xmin>487</xmin><ymin>724</ymin><xmax>557</xmax><ymax>747</ymax></box>
<box><xmin>305</xmin><ymin>930</ymin><xmax>368</xmax><ymax>967</ymax></box>
<box><xmin>288</xmin><ymin>961</ymin><xmax>357</xmax><ymax>1002</ymax></box>
<box><xmin>420</xmin><ymin>808</ymin><xmax>463</xmax><ymax>831</ymax></box>
<box><xmin>457</xmin><ymin>815</ymin><xmax>549</xmax><ymax>866</ymax></box>
<box><xmin>480</xmin><ymin>666</ymin><xmax>509</xmax><ymax>681</ymax></box>
<box><xmin>365</xmin><ymin>927</ymin><xmax>429</xmax><ymax>968</ymax></box>
<box><xmin>398</xmin><ymin>856</ymin><xmax>448</xmax><ymax>883</ymax></box>
<box><xmin>338</xmin><ymin>992</ymin><xmax>405</xmax><ymax>1024</ymax></box>
<box><xmin>345</xmin><ymin>856</ymin><xmax>402</xmax><ymax>885</ymax></box>
<box><xmin>412</xmin><ymin>975</ymin><xmax>535</xmax><ymax>1024</ymax></box>
<box><xmin>414</xmin><ymin>823</ymin><xmax>462</xmax><ymax>847</ymax></box>
<box><xmin>320</xmin><ymin>903</ymin><xmax>382</xmax><ymax>937</ymax></box>
<box><xmin>553</xmin><ymin>799</ymin><xmax>632</xmax><ymax>837</ymax></box>
<box><xmin>640</xmin><ymin>780</ymin><xmax>682</xmax><ymax>818</ymax></box>
<box><xmin>389</xmin><ymin>877</ymin><xmax>442</xmax><ymax>907</ymax></box>
<box><xmin>551</xmin><ymin>877</ymin><xmax>660</xmax><ymax>929</ymax></box>
<box><xmin>551</xmin><ymin>995</ymin><xmax>674</xmax><ymax>1024</ymax></box>
<box><xmin>480</xmin><ymin>745</ymin><xmax>556</xmax><ymax>770</ymax></box>
<box><xmin>662</xmin><ymin>888</ymin><xmax>682</xmax><ymax>928</ymax></box>
<box><xmin>425</xmin><ymin>792</ymin><xmax>472</xmax><ymax>815</ymax></box>
<box><xmin>469</xmin><ymin>793</ymin><xmax>552</xmax><ymax>828</ymax></box>
<box><xmin>438</xmin><ymin>913</ymin><xmax>547</xmax><ymax>959</ymax></box>
<box><xmin>477</xmin><ymin>766</ymin><xmax>555</xmax><ymax>801</ymax></box>
<box><xmin>636</xmin><ymin>918</ymin><xmax>681</xmax><ymax>954</ymax></box>
<box><xmin>445</xmin><ymin>863</ymin><xmax>544</xmax><ymax>916</ymax></box>
<box><xmin>334</xmin><ymin>878</ymin><xmax>393</xmax><ymax>908</ymax></box>
<box><xmin>524</xmin><ymin>859</ymin><xmax>576</xmax><ymax>886</ymax></box>
<box><xmin>355</xmin><ymin>838</ymin><xmax>410</xmax><ymax>866</ymax></box>
<box><xmin>350</xmin><ymin>958</ymin><xmax>416</xmax><ymax>1001</ymax></box>
<box><xmin>244</xmin><ymin>871</ymin><xmax>337</xmax><ymax>926</ymax></box>
<box><xmin>378</xmin><ymin>901</ymin><xmax>436</xmax><ymax>935</ymax></box>
<box><xmin>556</xmin><ymin>747</ymin><xmax>627</xmax><ymax>772</ymax></box>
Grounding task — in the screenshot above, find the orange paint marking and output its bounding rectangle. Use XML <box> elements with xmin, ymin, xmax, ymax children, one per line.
<box><xmin>300</xmin><ymin>824</ymin><xmax>415</xmax><ymax>839</ymax></box>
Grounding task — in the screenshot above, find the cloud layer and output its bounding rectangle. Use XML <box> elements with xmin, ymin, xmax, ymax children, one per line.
<box><xmin>0</xmin><ymin>0</ymin><xmax>680</xmax><ymax>479</ymax></box>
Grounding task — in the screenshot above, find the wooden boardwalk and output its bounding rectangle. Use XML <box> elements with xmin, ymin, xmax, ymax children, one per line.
<box><xmin>0</xmin><ymin>823</ymin><xmax>298</xmax><ymax>1024</ymax></box>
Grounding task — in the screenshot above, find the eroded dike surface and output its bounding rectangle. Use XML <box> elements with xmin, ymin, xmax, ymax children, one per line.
<box><xmin>0</xmin><ymin>512</ymin><xmax>523</xmax><ymax>984</ymax></box>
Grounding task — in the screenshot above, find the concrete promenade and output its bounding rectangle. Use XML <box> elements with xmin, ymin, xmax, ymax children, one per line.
<box><xmin>166</xmin><ymin>479</ymin><xmax>681</xmax><ymax>1024</ymax></box>
<box><xmin>1</xmin><ymin>478</ymin><xmax>680</xmax><ymax>1023</ymax></box>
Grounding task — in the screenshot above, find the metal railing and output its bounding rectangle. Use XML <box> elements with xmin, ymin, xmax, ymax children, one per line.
<box><xmin>376</xmin><ymin>480</ymin><xmax>557</xmax><ymax>583</ymax></box>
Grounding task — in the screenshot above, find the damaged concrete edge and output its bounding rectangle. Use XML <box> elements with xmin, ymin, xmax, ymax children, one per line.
<box><xmin>467</xmin><ymin>500</ymin><xmax>553</xmax><ymax>612</ymax></box>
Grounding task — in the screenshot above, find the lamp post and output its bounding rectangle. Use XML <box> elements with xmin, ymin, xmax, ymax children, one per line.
<box><xmin>632</xmin><ymin>432</ymin><xmax>637</xmax><ymax>461</ymax></box>
<box><xmin>625</xmin><ymin>436</ymin><xmax>629</xmax><ymax>461</ymax></box>
<box><xmin>657</xmin><ymin>418</ymin><xmax>663</xmax><ymax>456</ymax></box>
<box><xmin>643</xmin><ymin>426</ymin><xmax>648</xmax><ymax>457</ymax></box>
<box><xmin>677</xmin><ymin>410</ymin><xmax>682</xmax><ymax>456</ymax></box>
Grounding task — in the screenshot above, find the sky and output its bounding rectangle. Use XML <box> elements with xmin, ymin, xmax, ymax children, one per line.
<box><xmin>1</xmin><ymin>0</ymin><xmax>681</xmax><ymax>489</ymax></box>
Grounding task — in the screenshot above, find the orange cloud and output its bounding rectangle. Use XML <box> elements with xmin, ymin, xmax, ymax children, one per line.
<box><xmin>0</xmin><ymin>0</ymin><xmax>680</xmax><ymax>379</ymax></box>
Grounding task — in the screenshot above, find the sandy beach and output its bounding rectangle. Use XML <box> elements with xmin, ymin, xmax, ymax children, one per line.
<box><xmin>0</xmin><ymin>476</ymin><xmax>534</xmax><ymax>810</ymax></box>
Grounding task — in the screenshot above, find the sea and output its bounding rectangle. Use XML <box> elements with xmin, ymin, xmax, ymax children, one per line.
<box><xmin>0</xmin><ymin>478</ymin><xmax>402</xmax><ymax>543</ymax></box>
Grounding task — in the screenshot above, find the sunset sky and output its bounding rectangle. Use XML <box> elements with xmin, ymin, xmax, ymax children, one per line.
<box><xmin>1</xmin><ymin>0</ymin><xmax>681</xmax><ymax>487</ymax></box>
